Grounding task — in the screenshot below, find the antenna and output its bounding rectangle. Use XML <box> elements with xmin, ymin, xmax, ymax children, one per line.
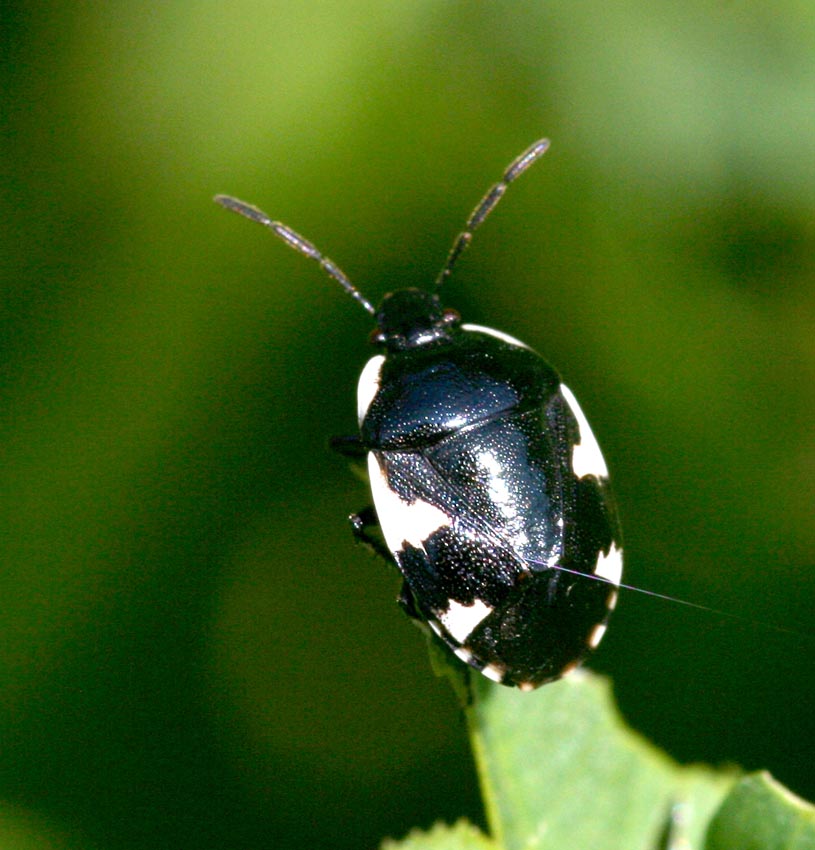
<box><xmin>433</xmin><ymin>138</ymin><xmax>550</xmax><ymax>295</ymax></box>
<box><xmin>533</xmin><ymin>559</ymin><xmax>811</xmax><ymax>642</ymax></box>
<box><xmin>214</xmin><ymin>194</ymin><xmax>376</xmax><ymax>316</ymax></box>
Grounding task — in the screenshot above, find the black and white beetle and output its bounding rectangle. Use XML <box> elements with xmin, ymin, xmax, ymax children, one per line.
<box><xmin>215</xmin><ymin>139</ymin><xmax>622</xmax><ymax>690</ymax></box>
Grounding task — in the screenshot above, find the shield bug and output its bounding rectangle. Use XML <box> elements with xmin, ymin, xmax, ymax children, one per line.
<box><xmin>216</xmin><ymin>139</ymin><xmax>622</xmax><ymax>689</ymax></box>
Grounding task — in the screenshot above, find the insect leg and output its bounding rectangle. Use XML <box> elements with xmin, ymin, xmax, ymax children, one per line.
<box><xmin>329</xmin><ymin>435</ymin><xmax>368</xmax><ymax>459</ymax></box>
<box><xmin>349</xmin><ymin>506</ymin><xmax>395</xmax><ymax>566</ymax></box>
<box><xmin>350</xmin><ymin>510</ymin><xmax>424</xmax><ymax>627</ymax></box>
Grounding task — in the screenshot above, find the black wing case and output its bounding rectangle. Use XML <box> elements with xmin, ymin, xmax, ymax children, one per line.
<box><xmin>374</xmin><ymin>390</ymin><xmax>620</xmax><ymax>689</ymax></box>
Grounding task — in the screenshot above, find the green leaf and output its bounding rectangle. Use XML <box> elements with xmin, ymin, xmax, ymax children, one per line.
<box><xmin>381</xmin><ymin>820</ymin><xmax>498</xmax><ymax>850</ymax></box>
<box><xmin>465</xmin><ymin>671</ymin><xmax>735</xmax><ymax>850</ymax></box>
<box><xmin>382</xmin><ymin>672</ymin><xmax>815</xmax><ymax>850</ymax></box>
<box><xmin>705</xmin><ymin>772</ymin><xmax>815</xmax><ymax>850</ymax></box>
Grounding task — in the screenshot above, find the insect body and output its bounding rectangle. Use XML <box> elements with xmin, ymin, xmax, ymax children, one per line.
<box><xmin>216</xmin><ymin>139</ymin><xmax>622</xmax><ymax>690</ymax></box>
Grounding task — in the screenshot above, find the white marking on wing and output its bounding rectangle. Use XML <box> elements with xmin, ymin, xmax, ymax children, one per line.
<box><xmin>559</xmin><ymin>383</ymin><xmax>609</xmax><ymax>479</ymax></box>
<box><xmin>481</xmin><ymin>663</ymin><xmax>506</xmax><ymax>683</ymax></box>
<box><xmin>588</xmin><ymin>622</ymin><xmax>608</xmax><ymax>649</ymax></box>
<box><xmin>559</xmin><ymin>660</ymin><xmax>581</xmax><ymax>679</ymax></box>
<box><xmin>357</xmin><ymin>355</ymin><xmax>385</xmax><ymax>425</ymax></box>
<box><xmin>594</xmin><ymin>542</ymin><xmax>623</xmax><ymax>587</ymax></box>
<box><xmin>454</xmin><ymin>646</ymin><xmax>475</xmax><ymax>665</ymax></box>
<box><xmin>367</xmin><ymin>453</ymin><xmax>451</xmax><ymax>553</ymax></box>
<box><xmin>462</xmin><ymin>323</ymin><xmax>530</xmax><ymax>350</ymax></box>
<box><xmin>439</xmin><ymin>598</ymin><xmax>493</xmax><ymax>643</ymax></box>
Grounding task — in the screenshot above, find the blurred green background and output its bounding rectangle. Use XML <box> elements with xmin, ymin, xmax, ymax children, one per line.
<box><xmin>2</xmin><ymin>3</ymin><xmax>814</xmax><ymax>848</ymax></box>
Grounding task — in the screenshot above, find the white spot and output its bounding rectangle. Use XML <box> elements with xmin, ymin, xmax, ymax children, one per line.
<box><xmin>454</xmin><ymin>646</ymin><xmax>475</xmax><ymax>665</ymax></box>
<box><xmin>481</xmin><ymin>663</ymin><xmax>506</xmax><ymax>683</ymax></box>
<box><xmin>588</xmin><ymin>622</ymin><xmax>608</xmax><ymax>649</ymax></box>
<box><xmin>439</xmin><ymin>598</ymin><xmax>493</xmax><ymax>643</ymax></box>
<box><xmin>595</xmin><ymin>542</ymin><xmax>623</xmax><ymax>587</ymax></box>
<box><xmin>357</xmin><ymin>355</ymin><xmax>385</xmax><ymax>425</ymax></box>
<box><xmin>462</xmin><ymin>323</ymin><xmax>530</xmax><ymax>350</ymax></box>
<box><xmin>518</xmin><ymin>681</ymin><xmax>537</xmax><ymax>693</ymax></box>
<box><xmin>607</xmin><ymin>589</ymin><xmax>619</xmax><ymax>611</ymax></box>
<box><xmin>559</xmin><ymin>383</ymin><xmax>609</xmax><ymax>479</ymax></box>
<box><xmin>560</xmin><ymin>660</ymin><xmax>581</xmax><ymax>679</ymax></box>
<box><xmin>367</xmin><ymin>453</ymin><xmax>451</xmax><ymax>553</ymax></box>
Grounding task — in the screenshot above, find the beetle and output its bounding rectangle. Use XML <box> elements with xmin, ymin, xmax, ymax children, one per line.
<box><xmin>215</xmin><ymin>138</ymin><xmax>622</xmax><ymax>690</ymax></box>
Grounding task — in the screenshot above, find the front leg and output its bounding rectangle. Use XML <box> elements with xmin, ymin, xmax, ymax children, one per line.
<box><xmin>329</xmin><ymin>434</ymin><xmax>368</xmax><ymax>460</ymax></box>
<box><xmin>349</xmin><ymin>505</ymin><xmax>395</xmax><ymax>566</ymax></box>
